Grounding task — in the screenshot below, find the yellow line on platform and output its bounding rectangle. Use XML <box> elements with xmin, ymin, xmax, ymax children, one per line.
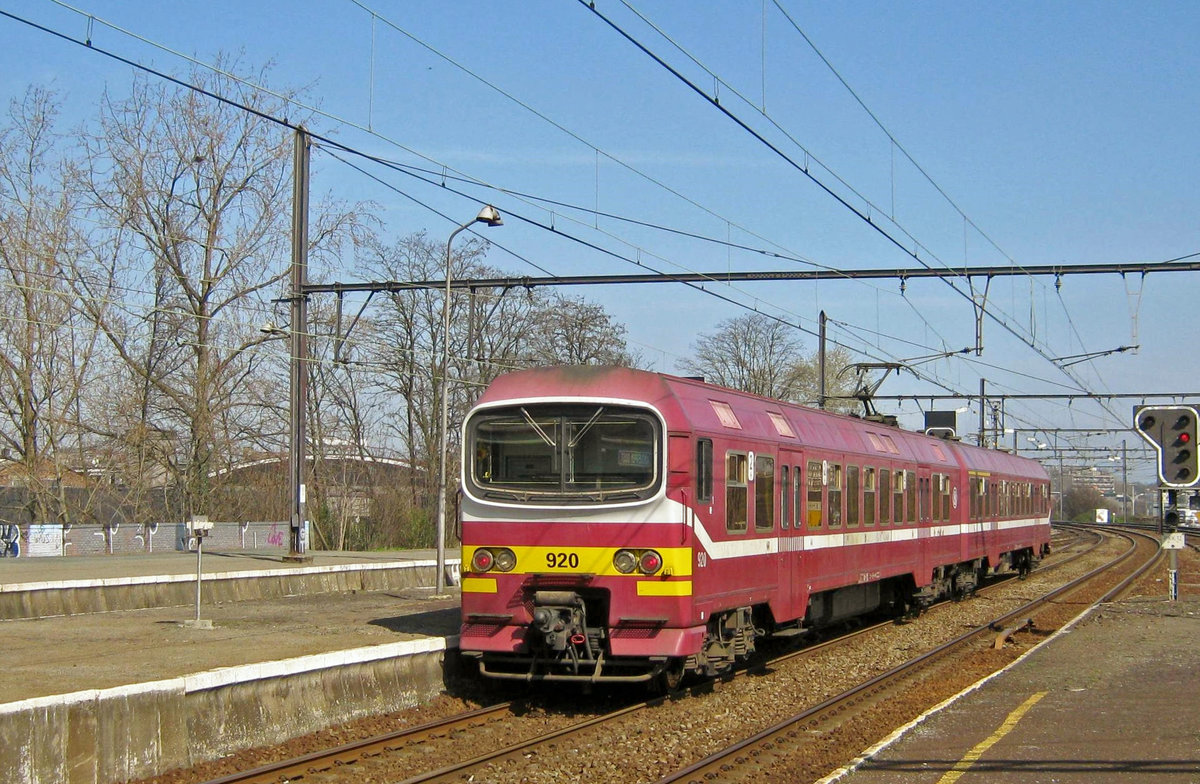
<box><xmin>935</xmin><ymin>691</ymin><xmax>1047</xmax><ymax>784</ymax></box>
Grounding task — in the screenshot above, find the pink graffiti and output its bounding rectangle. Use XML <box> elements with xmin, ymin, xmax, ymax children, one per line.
<box><xmin>266</xmin><ymin>523</ymin><xmax>284</xmax><ymax>547</ymax></box>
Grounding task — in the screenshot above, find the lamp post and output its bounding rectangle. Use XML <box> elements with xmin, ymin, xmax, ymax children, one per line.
<box><xmin>436</xmin><ymin>205</ymin><xmax>503</xmax><ymax>595</ymax></box>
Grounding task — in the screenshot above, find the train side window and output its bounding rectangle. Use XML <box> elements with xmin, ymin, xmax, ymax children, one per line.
<box><xmin>906</xmin><ymin>470</ymin><xmax>917</xmax><ymax>524</ymax></box>
<box><xmin>878</xmin><ymin>468</ymin><xmax>890</xmax><ymax>525</ymax></box>
<box><xmin>781</xmin><ymin>465</ymin><xmax>791</xmax><ymax>529</ymax></box>
<box><xmin>794</xmin><ymin>467</ymin><xmax>803</xmax><ymax>530</ymax></box>
<box><xmin>696</xmin><ymin>438</ymin><xmax>713</xmax><ymax>503</ymax></box>
<box><xmin>846</xmin><ymin>465</ymin><xmax>860</xmax><ymax>527</ymax></box>
<box><xmin>939</xmin><ymin>474</ymin><xmax>951</xmax><ymax>521</ymax></box>
<box><xmin>806</xmin><ymin>460</ymin><xmax>823</xmax><ymax>528</ymax></box>
<box><xmin>755</xmin><ymin>455</ymin><xmax>775</xmax><ymax>531</ymax></box>
<box><xmin>893</xmin><ymin>470</ymin><xmax>905</xmax><ymax>524</ymax></box>
<box><xmin>918</xmin><ymin>476</ymin><xmax>929</xmax><ymax>522</ymax></box>
<box><xmin>725</xmin><ymin>452</ymin><xmax>748</xmax><ymax>533</ymax></box>
<box><xmin>864</xmin><ymin>467</ymin><xmax>877</xmax><ymax>526</ymax></box>
<box><xmin>828</xmin><ymin>463</ymin><xmax>843</xmax><ymax>528</ymax></box>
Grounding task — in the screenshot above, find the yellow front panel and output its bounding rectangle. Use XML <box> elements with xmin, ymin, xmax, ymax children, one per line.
<box><xmin>461</xmin><ymin>577</ymin><xmax>497</xmax><ymax>593</ymax></box>
<box><xmin>636</xmin><ymin>580</ymin><xmax>693</xmax><ymax>597</ymax></box>
<box><xmin>462</xmin><ymin>546</ymin><xmax>692</xmax><ymax>577</ymax></box>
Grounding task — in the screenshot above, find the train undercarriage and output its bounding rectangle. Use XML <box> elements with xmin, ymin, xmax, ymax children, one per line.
<box><xmin>465</xmin><ymin>547</ymin><xmax>1043</xmax><ymax>689</ymax></box>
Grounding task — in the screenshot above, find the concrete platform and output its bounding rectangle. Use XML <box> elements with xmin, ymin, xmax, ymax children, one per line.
<box><xmin>0</xmin><ymin>548</ymin><xmax>457</xmax><ymax>619</ymax></box>
<box><xmin>830</xmin><ymin>596</ymin><xmax>1200</xmax><ymax>784</ymax></box>
<box><xmin>0</xmin><ymin>550</ymin><xmax>464</xmax><ymax>784</ymax></box>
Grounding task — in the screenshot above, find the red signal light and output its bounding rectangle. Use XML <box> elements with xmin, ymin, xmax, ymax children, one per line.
<box><xmin>1182</xmin><ymin>433</ymin><xmax>1192</xmax><ymax>444</ymax></box>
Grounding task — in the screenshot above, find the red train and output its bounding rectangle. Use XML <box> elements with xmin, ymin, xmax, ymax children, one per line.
<box><xmin>458</xmin><ymin>366</ymin><xmax>1051</xmax><ymax>686</ymax></box>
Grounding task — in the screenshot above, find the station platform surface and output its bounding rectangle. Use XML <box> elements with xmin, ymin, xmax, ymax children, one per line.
<box><xmin>0</xmin><ymin>549</ymin><xmax>461</xmax><ymax>704</ymax></box>
<box><xmin>837</xmin><ymin>595</ymin><xmax>1200</xmax><ymax>784</ymax></box>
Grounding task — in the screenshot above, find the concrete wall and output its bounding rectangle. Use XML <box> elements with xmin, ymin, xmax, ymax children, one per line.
<box><xmin>0</xmin><ymin>561</ymin><xmax>439</xmax><ymax>620</ymax></box>
<box><xmin>10</xmin><ymin>522</ymin><xmax>301</xmax><ymax>557</ymax></box>
<box><xmin>0</xmin><ymin>638</ymin><xmax>455</xmax><ymax>784</ymax></box>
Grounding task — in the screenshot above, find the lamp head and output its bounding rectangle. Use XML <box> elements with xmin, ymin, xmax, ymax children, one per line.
<box><xmin>475</xmin><ymin>205</ymin><xmax>503</xmax><ymax>227</ymax></box>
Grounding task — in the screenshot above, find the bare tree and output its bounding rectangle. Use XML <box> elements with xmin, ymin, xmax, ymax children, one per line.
<box><xmin>0</xmin><ymin>86</ymin><xmax>96</xmax><ymax>525</ymax></box>
<box><xmin>678</xmin><ymin>312</ymin><xmax>854</xmax><ymax>407</ymax></box>
<box><xmin>72</xmin><ymin>59</ymin><xmax>333</xmax><ymax>520</ymax></box>
<box><xmin>526</xmin><ymin>293</ymin><xmax>641</xmax><ymax>367</ymax></box>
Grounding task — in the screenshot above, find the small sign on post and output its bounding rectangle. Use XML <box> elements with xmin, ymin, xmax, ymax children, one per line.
<box><xmin>184</xmin><ymin>516</ymin><xmax>214</xmax><ymax>629</ymax></box>
<box><xmin>1163</xmin><ymin>532</ymin><xmax>1185</xmax><ymax>602</ymax></box>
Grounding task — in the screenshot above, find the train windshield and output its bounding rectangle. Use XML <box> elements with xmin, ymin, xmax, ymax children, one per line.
<box><xmin>466</xmin><ymin>404</ymin><xmax>661</xmax><ymax>503</ymax></box>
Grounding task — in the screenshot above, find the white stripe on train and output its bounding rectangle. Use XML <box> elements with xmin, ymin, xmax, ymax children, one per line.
<box><xmin>463</xmin><ymin>498</ymin><xmax>1049</xmax><ymax>562</ymax></box>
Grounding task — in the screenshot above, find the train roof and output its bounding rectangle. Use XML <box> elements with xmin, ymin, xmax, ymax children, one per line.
<box><xmin>472</xmin><ymin>366</ymin><xmax>1048</xmax><ymax>481</ymax></box>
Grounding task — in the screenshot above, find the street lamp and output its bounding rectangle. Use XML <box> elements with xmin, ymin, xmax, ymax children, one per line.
<box><xmin>436</xmin><ymin>205</ymin><xmax>503</xmax><ymax>595</ymax></box>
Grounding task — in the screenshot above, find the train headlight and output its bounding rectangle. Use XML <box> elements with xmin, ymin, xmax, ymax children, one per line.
<box><xmin>613</xmin><ymin>549</ymin><xmax>637</xmax><ymax>574</ymax></box>
<box><xmin>470</xmin><ymin>548</ymin><xmax>495</xmax><ymax>572</ymax></box>
<box><xmin>638</xmin><ymin>549</ymin><xmax>663</xmax><ymax>575</ymax></box>
<box><xmin>492</xmin><ymin>548</ymin><xmax>516</xmax><ymax>572</ymax></box>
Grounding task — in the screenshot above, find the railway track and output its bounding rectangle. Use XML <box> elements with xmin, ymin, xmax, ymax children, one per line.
<box><xmin>189</xmin><ymin>524</ymin><xmax>1152</xmax><ymax>784</ymax></box>
<box><xmin>661</xmin><ymin>525</ymin><xmax>1162</xmax><ymax>783</ymax></box>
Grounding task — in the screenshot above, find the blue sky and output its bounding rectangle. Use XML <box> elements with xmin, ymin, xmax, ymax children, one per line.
<box><xmin>3</xmin><ymin>0</ymin><xmax>1198</xmax><ymax>480</ymax></box>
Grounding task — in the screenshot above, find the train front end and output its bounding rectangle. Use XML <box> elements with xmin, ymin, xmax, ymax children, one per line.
<box><xmin>458</xmin><ymin>372</ymin><xmax>696</xmax><ymax>685</ymax></box>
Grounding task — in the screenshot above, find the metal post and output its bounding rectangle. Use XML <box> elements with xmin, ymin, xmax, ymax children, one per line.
<box><xmin>194</xmin><ymin>533</ymin><xmax>203</xmax><ymax>622</ymax></box>
<box><xmin>818</xmin><ymin>311</ymin><xmax>827</xmax><ymax>410</ymax></box>
<box><xmin>1169</xmin><ymin>548</ymin><xmax>1179</xmax><ymax>601</ymax></box>
<box><xmin>1056</xmin><ymin>432</ymin><xmax>1064</xmax><ymax>521</ymax></box>
<box><xmin>437</xmin><ymin>221</ymin><xmax>472</xmax><ymax>595</ymax></box>
<box><xmin>437</xmin><ymin>206</ymin><xmax>502</xmax><ymax>595</ymax></box>
<box><xmin>1121</xmin><ymin>440</ymin><xmax>1128</xmax><ymax>523</ymax></box>
<box><xmin>288</xmin><ymin>128</ymin><xmax>310</xmax><ymax>561</ymax></box>
<box><xmin>978</xmin><ymin>378</ymin><xmax>986</xmax><ymax>447</ymax></box>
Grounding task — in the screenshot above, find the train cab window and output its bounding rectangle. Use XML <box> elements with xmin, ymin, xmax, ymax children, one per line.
<box><xmin>726</xmin><ymin>452</ymin><xmax>748</xmax><ymax>533</ymax></box>
<box><xmin>828</xmin><ymin>463</ymin><xmax>843</xmax><ymax>528</ymax></box>
<box><xmin>755</xmin><ymin>455</ymin><xmax>775</xmax><ymax>531</ymax></box>
<box><xmin>878</xmin><ymin>468</ymin><xmax>890</xmax><ymax>525</ymax></box>
<box><xmin>696</xmin><ymin>439</ymin><xmax>713</xmax><ymax>503</ymax></box>
<box><xmin>781</xmin><ymin>465</ymin><xmax>791</xmax><ymax>529</ymax></box>
<box><xmin>846</xmin><ymin>465</ymin><xmax>860</xmax><ymax>527</ymax></box>
<box><xmin>806</xmin><ymin>460</ymin><xmax>823</xmax><ymax>528</ymax></box>
<box><xmin>906</xmin><ymin>471</ymin><xmax>917</xmax><ymax>524</ymax></box>
<box><xmin>466</xmin><ymin>403</ymin><xmax>659</xmax><ymax>504</ymax></box>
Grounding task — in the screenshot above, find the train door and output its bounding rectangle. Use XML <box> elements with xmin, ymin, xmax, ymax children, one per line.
<box><xmin>917</xmin><ymin>466</ymin><xmax>935</xmax><ymax>582</ymax></box>
<box><xmin>779</xmin><ymin>449</ymin><xmax>805</xmax><ymax>620</ymax></box>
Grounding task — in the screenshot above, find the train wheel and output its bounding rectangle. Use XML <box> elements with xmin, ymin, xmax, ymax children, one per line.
<box><xmin>654</xmin><ymin>660</ymin><xmax>686</xmax><ymax>694</ymax></box>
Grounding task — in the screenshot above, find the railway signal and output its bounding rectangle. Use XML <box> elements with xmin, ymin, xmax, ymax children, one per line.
<box><xmin>1134</xmin><ymin>404</ymin><xmax>1200</xmax><ymax>487</ymax></box>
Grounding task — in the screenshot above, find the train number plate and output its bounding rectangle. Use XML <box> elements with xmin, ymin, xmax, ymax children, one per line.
<box><xmin>545</xmin><ymin>551</ymin><xmax>581</xmax><ymax>570</ymax></box>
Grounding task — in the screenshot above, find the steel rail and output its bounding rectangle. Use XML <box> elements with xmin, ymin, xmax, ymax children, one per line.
<box><xmin>202</xmin><ymin>701</ymin><xmax>517</xmax><ymax>784</ymax></box>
